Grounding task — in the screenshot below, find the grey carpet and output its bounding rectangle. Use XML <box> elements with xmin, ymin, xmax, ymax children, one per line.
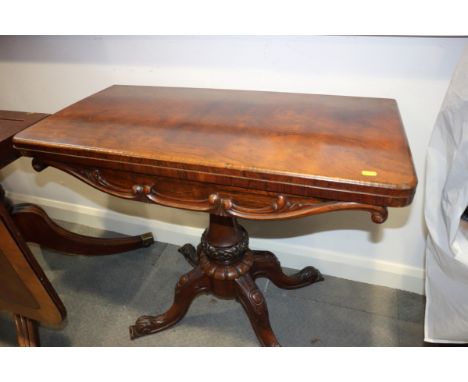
<box><xmin>0</xmin><ymin>221</ymin><xmax>425</xmax><ymax>346</ymax></box>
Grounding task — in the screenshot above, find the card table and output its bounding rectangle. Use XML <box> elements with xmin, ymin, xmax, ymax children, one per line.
<box><xmin>13</xmin><ymin>86</ymin><xmax>417</xmax><ymax>346</ymax></box>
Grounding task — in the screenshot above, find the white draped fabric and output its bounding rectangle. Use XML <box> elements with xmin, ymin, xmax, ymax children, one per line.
<box><xmin>425</xmin><ymin>45</ymin><xmax>468</xmax><ymax>343</ymax></box>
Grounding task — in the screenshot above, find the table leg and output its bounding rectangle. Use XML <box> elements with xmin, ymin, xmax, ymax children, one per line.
<box><xmin>235</xmin><ymin>273</ymin><xmax>280</xmax><ymax>346</ymax></box>
<box><xmin>129</xmin><ymin>267</ymin><xmax>210</xmax><ymax>339</ymax></box>
<box><xmin>178</xmin><ymin>243</ymin><xmax>199</xmax><ymax>267</ymax></box>
<box><xmin>10</xmin><ymin>203</ymin><xmax>154</xmax><ymax>255</ymax></box>
<box><xmin>250</xmin><ymin>250</ymin><xmax>323</xmax><ymax>289</ymax></box>
<box><xmin>129</xmin><ymin>214</ymin><xmax>323</xmax><ymax>346</ymax></box>
<box><xmin>14</xmin><ymin>314</ymin><xmax>40</xmax><ymax>347</ymax></box>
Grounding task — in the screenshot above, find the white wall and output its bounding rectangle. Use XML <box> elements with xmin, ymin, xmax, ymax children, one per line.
<box><xmin>1</xmin><ymin>36</ymin><xmax>466</xmax><ymax>293</ymax></box>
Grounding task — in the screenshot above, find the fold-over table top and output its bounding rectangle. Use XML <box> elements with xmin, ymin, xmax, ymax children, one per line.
<box><xmin>0</xmin><ymin>110</ymin><xmax>49</xmax><ymax>167</ymax></box>
<box><xmin>13</xmin><ymin>85</ymin><xmax>417</xmax><ymax>206</ymax></box>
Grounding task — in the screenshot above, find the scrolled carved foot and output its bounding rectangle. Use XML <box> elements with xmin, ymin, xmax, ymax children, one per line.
<box><xmin>129</xmin><ymin>267</ymin><xmax>210</xmax><ymax>340</ymax></box>
<box><xmin>251</xmin><ymin>250</ymin><xmax>324</xmax><ymax>290</ymax></box>
<box><xmin>296</xmin><ymin>266</ymin><xmax>324</xmax><ymax>284</ymax></box>
<box><xmin>178</xmin><ymin>243</ymin><xmax>199</xmax><ymax>266</ymax></box>
<box><xmin>129</xmin><ymin>315</ymin><xmax>166</xmax><ymax>339</ymax></box>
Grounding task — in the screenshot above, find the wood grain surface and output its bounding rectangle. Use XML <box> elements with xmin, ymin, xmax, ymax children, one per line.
<box><xmin>13</xmin><ymin>86</ymin><xmax>417</xmax><ymax>206</ymax></box>
<box><xmin>0</xmin><ymin>191</ymin><xmax>66</xmax><ymax>326</ymax></box>
<box><xmin>0</xmin><ymin>110</ymin><xmax>49</xmax><ymax>167</ymax></box>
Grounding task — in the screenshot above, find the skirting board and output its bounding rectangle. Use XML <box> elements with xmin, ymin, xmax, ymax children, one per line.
<box><xmin>7</xmin><ymin>191</ymin><xmax>425</xmax><ymax>294</ymax></box>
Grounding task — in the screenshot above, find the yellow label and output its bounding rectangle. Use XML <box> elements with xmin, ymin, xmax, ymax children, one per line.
<box><xmin>361</xmin><ymin>170</ymin><xmax>377</xmax><ymax>177</ymax></box>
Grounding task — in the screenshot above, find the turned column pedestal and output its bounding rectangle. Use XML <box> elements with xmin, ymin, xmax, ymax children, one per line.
<box><xmin>129</xmin><ymin>214</ymin><xmax>323</xmax><ymax>346</ymax></box>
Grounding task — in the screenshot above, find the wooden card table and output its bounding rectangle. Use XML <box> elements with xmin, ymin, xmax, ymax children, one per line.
<box><xmin>13</xmin><ymin>86</ymin><xmax>417</xmax><ymax>346</ymax></box>
<box><xmin>0</xmin><ymin>110</ymin><xmax>154</xmax><ymax>346</ymax></box>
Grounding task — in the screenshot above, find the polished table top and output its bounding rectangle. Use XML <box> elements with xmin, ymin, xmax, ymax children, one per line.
<box><xmin>13</xmin><ymin>86</ymin><xmax>417</xmax><ymax>208</ymax></box>
<box><xmin>0</xmin><ymin>110</ymin><xmax>49</xmax><ymax>143</ymax></box>
<box><xmin>0</xmin><ymin>110</ymin><xmax>48</xmax><ymax>167</ymax></box>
